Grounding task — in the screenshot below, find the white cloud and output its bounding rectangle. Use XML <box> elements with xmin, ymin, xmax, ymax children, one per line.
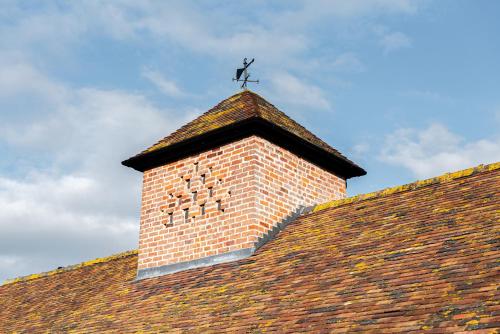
<box><xmin>0</xmin><ymin>58</ymin><xmax>67</xmax><ymax>103</ymax></box>
<box><xmin>272</xmin><ymin>0</ymin><xmax>421</xmax><ymax>28</ymax></box>
<box><xmin>380</xmin><ymin>31</ymin><xmax>412</xmax><ymax>53</ymax></box>
<box><xmin>353</xmin><ymin>143</ymin><xmax>371</xmax><ymax>155</ymax></box>
<box><xmin>0</xmin><ymin>167</ymin><xmax>140</xmax><ymax>281</ymax></box>
<box><xmin>1</xmin><ymin>1</ymin><xmax>424</xmax><ymax>70</ymax></box>
<box><xmin>0</xmin><ymin>61</ymin><xmax>183</xmax><ymax>281</ymax></box>
<box><xmin>142</xmin><ymin>68</ymin><xmax>185</xmax><ymax>98</ymax></box>
<box><xmin>380</xmin><ymin>123</ymin><xmax>500</xmax><ymax>178</ymax></box>
<box><xmin>0</xmin><ymin>255</ymin><xmax>19</xmax><ymax>268</ymax></box>
<box><xmin>401</xmin><ymin>89</ymin><xmax>455</xmax><ymax>104</ymax></box>
<box><xmin>134</xmin><ymin>11</ymin><xmax>308</xmax><ymax>63</ymax></box>
<box><xmin>331</xmin><ymin>53</ymin><xmax>365</xmax><ymax>72</ymax></box>
<box><xmin>269</xmin><ymin>71</ymin><xmax>331</xmax><ymax>110</ymax></box>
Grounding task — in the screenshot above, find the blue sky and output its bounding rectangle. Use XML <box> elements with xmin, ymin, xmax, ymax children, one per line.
<box><xmin>1</xmin><ymin>0</ymin><xmax>499</xmax><ymax>282</ymax></box>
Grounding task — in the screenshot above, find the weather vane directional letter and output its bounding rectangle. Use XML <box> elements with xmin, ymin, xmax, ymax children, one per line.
<box><xmin>233</xmin><ymin>58</ymin><xmax>259</xmax><ymax>89</ymax></box>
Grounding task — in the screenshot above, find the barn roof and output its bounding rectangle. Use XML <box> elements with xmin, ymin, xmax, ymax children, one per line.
<box><xmin>1</xmin><ymin>162</ymin><xmax>499</xmax><ymax>333</ymax></box>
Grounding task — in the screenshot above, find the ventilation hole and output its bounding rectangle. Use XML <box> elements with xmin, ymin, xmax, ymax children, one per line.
<box><xmin>177</xmin><ymin>196</ymin><xmax>182</xmax><ymax>206</ymax></box>
<box><xmin>200</xmin><ymin>203</ymin><xmax>205</xmax><ymax>216</ymax></box>
<box><xmin>200</xmin><ymin>174</ymin><xmax>205</xmax><ymax>184</ymax></box>
<box><xmin>183</xmin><ymin>208</ymin><xmax>189</xmax><ymax>223</ymax></box>
<box><xmin>208</xmin><ymin>187</ymin><xmax>213</xmax><ymax>198</ymax></box>
<box><xmin>228</xmin><ymin>190</ymin><xmax>232</xmax><ymax>197</ymax></box>
<box><xmin>186</xmin><ymin>178</ymin><xmax>191</xmax><ymax>189</ymax></box>
<box><xmin>217</xmin><ymin>179</ymin><xmax>222</xmax><ymax>185</ymax></box>
<box><xmin>194</xmin><ymin>162</ymin><xmax>199</xmax><ymax>173</ymax></box>
<box><xmin>168</xmin><ymin>193</ymin><xmax>173</xmax><ymax>199</ymax></box>
<box><xmin>163</xmin><ymin>212</ymin><xmax>173</xmax><ymax>228</ymax></box>
<box><xmin>192</xmin><ymin>191</ymin><xmax>197</xmax><ymax>202</ymax></box>
<box><xmin>216</xmin><ymin>200</ymin><xmax>223</xmax><ymax>212</ymax></box>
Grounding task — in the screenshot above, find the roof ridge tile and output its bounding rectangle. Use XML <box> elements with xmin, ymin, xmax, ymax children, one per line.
<box><xmin>246</xmin><ymin>90</ymin><xmax>262</xmax><ymax>118</ymax></box>
<box><xmin>313</xmin><ymin>161</ymin><xmax>500</xmax><ymax>213</ymax></box>
<box><xmin>2</xmin><ymin>250</ymin><xmax>138</xmax><ymax>286</ymax></box>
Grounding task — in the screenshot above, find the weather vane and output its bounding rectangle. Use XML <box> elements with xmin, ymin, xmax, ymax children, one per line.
<box><xmin>233</xmin><ymin>58</ymin><xmax>259</xmax><ymax>89</ymax></box>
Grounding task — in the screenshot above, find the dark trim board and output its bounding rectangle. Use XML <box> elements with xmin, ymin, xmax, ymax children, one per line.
<box><xmin>122</xmin><ymin>118</ymin><xmax>366</xmax><ymax>179</ymax></box>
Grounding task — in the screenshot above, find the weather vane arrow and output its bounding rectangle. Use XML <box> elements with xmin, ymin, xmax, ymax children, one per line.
<box><xmin>233</xmin><ymin>58</ymin><xmax>259</xmax><ymax>89</ymax></box>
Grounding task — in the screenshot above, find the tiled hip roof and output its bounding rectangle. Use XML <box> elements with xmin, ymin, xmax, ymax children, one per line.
<box><xmin>122</xmin><ymin>91</ymin><xmax>365</xmax><ymax>177</ymax></box>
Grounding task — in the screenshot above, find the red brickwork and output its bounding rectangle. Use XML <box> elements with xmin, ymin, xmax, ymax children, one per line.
<box><xmin>138</xmin><ymin>136</ymin><xmax>345</xmax><ymax>270</ymax></box>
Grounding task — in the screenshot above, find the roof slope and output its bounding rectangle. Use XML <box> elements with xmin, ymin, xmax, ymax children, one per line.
<box><xmin>1</xmin><ymin>163</ymin><xmax>499</xmax><ymax>333</ymax></box>
<box><xmin>142</xmin><ymin>90</ymin><xmax>343</xmax><ymax>157</ymax></box>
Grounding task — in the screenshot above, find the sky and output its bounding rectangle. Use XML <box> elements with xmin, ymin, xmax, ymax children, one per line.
<box><xmin>1</xmin><ymin>0</ymin><xmax>499</xmax><ymax>282</ymax></box>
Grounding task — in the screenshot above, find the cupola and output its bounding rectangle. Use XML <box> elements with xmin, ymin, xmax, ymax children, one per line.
<box><xmin>122</xmin><ymin>90</ymin><xmax>365</xmax><ymax>279</ymax></box>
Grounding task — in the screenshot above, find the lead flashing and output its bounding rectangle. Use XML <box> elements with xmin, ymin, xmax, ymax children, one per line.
<box><xmin>136</xmin><ymin>248</ymin><xmax>254</xmax><ymax>280</ymax></box>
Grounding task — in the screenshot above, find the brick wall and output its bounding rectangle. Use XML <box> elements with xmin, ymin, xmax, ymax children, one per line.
<box><xmin>138</xmin><ymin>136</ymin><xmax>345</xmax><ymax>271</ymax></box>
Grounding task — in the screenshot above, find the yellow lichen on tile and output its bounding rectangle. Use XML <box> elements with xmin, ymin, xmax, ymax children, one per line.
<box><xmin>355</xmin><ymin>262</ymin><xmax>368</xmax><ymax>271</ymax></box>
<box><xmin>487</xmin><ymin>161</ymin><xmax>500</xmax><ymax>171</ymax></box>
<box><xmin>466</xmin><ymin>319</ymin><xmax>479</xmax><ymax>326</ymax></box>
<box><xmin>2</xmin><ymin>250</ymin><xmax>138</xmax><ymax>285</ymax></box>
<box><xmin>313</xmin><ymin>161</ymin><xmax>500</xmax><ymax>213</ymax></box>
